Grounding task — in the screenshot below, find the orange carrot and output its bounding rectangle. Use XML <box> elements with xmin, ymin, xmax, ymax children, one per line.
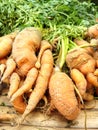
<box><xmin>86</xmin><ymin>73</ymin><xmax>98</xmax><ymax>87</ymax></box>
<box><xmin>11</xmin><ymin>80</ymin><xmax>27</xmax><ymax>114</ymax></box>
<box><xmin>12</xmin><ymin>27</ymin><xmax>42</xmax><ymax>76</ymax></box>
<box><xmin>70</xmin><ymin>68</ymin><xmax>87</xmax><ymax>96</ymax></box>
<box><xmin>8</xmin><ymin>72</ymin><xmax>20</xmax><ymax>98</ymax></box>
<box><xmin>74</xmin><ymin>38</ymin><xmax>94</xmax><ymax>55</ymax></box>
<box><xmin>12</xmin><ymin>95</ymin><xmax>27</xmax><ymax>114</ymax></box>
<box><xmin>1</xmin><ymin>58</ymin><xmax>16</xmax><ymax>81</ymax></box>
<box><xmin>0</xmin><ymin>58</ymin><xmax>7</xmax><ymax>64</ymax></box>
<box><xmin>0</xmin><ymin>32</ymin><xmax>16</xmax><ymax>59</ymax></box>
<box><xmin>94</xmin><ymin>69</ymin><xmax>98</xmax><ymax>76</ymax></box>
<box><xmin>10</xmin><ymin>67</ymin><xmax>38</xmax><ymax>102</ymax></box>
<box><xmin>66</xmin><ymin>48</ymin><xmax>96</xmax><ymax>75</ymax></box>
<box><xmin>49</xmin><ymin>71</ymin><xmax>80</xmax><ymax>120</ymax></box>
<box><xmin>82</xmin><ymin>92</ymin><xmax>94</xmax><ymax>101</ymax></box>
<box><xmin>86</xmin><ymin>24</ymin><xmax>98</xmax><ymax>38</ymax></box>
<box><xmin>35</xmin><ymin>40</ymin><xmax>52</xmax><ymax>68</ymax></box>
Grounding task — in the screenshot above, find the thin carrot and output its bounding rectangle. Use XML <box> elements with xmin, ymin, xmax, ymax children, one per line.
<box><xmin>1</xmin><ymin>58</ymin><xmax>16</xmax><ymax>81</ymax></box>
<box><xmin>35</xmin><ymin>40</ymin><xmax>52</xmax><ymax>69</ymax></box>
<box><xmin>10</xmin><ymin>67</ymin><xmax>38</xmax><ymax>102</ymax></box>
<box><xmin>8</xmin><ymin>72</ymin><xmax>20</xmax><ymax>98</ymax></box>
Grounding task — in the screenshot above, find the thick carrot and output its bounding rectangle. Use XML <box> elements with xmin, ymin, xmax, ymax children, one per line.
<box><xmin>49</xmin><ymin>71</ymin><xmax>80</xmax><ymax>120</ymax></box>
<box><xmin>35</xmin><ymin>40</ymin><xmax>52</xmax><ymax>68</ymax></box>
<box><xmin>86</xmin><ymin>24</ymin><xmax>98</xmax><ymax>38</ymax></box>
<box><xmin>0</xmin><ymin>32</ymin><xmax>16</xmax><ymax>59</ymax></box>
<box><xmin>12</xmin><ymin>27</ymin><xmax>42</xmax><ymax>76</ymax></box>
<box><xmin>66</xmin><ymin>48</ymin><xmax>96</xmax><ymax>75</ymax></box>
<box><xmin>10</xmin><ymin>67</ymin><xmax>38</xmax><ymax>102</ymax></box>
<box><xmin>79</xmin><ymin>58</ymin><xmax>96</xmax><ymax>75</ymax></box>
<box><xmin>8</xmin><ymin>72</ymin><xmax>20</xmax><ymax>98</ymax></box>
<box><xmin>1</xmin><ymin>58</ymin><xmax>16</xmax><ymax>81</ymax></box>
<box><xmin>20</xmin><ymin>48</ymin><xmax>53</xmax><ymax>122</ymax></box>
<box><xmin>70</xmin><ymin>68</ymin><xmax>87</xmax><ymax>96</ymax></box>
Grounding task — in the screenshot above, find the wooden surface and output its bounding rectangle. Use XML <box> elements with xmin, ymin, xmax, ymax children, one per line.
<box><xmin>0</xmin><ymin>90</ymin><xmax>98</xmax><ymax>130</ymax></box>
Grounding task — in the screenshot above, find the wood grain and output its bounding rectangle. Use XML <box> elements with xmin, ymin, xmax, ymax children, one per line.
<box><xmin>0</xmin><ymin>95</ymin><xmax>98</xmax><ymax>130</ymax></box>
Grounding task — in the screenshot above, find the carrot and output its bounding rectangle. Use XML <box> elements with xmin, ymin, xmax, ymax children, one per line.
<box><xmin>49</xmin><ymin>71</ymin><xmax>80</xmax><ymax>120</ymax></box>
<box><xmin>0</xmin><ymin>32</ymin><xmax>16</xmax><ymax>59</ymax></box>
<box><xmin>82</xmin><ymin>92</ymin><xmax>94</xmax><ymax>101</ymax></box>
<box><xmin>12</xmin><ymin>95</ymin><xmax>27</xmax><ymax>114</ymax></box>
<box><xmin>10</xmin><ymin>67</ymin><xmax>38</xmax><ymax>102</ymax></box>
<box><xmin>70</xmin><ymin>68</ymin><xmax>87</xmax><ymax>96</ymax></box>
<box><xmin>35</xmin><ymin>40</ymin><xmax>52</xmax><ymax>68</ymax></box>
<box><xmin>11</xmin><ymin>80</ymin><xmax>27</xmax><ymax>114</ymax></box>
<box><xmin>20</xmin><ymin>48</ymin><xmax>53</xmax><ymax>122</ymax></box>
<box><xmin>12</xmin><ymin>27</ymin><xmax>42</xmax><ymax>76</ymax></box>
<box><xmin>8</xmin><ymin>72</ymin><xmax>20</xmax><ymax>98</ymax></box>
<box><xmin>0</xmin><ymin>58</ymin><xmax>7</xmax><ymax>64</ymax></box>
<box><xmin>86</xmin><ymin>73</ymin><xmax>98</xmax><ymax>87</ymax></box>
<box><xmin>66</xmin><ymin>48</ymin><xmax>96</xmax><ymax>75</ymax></box>
<box><xmin>1</xmin><ymin>58</ymin><xmax>16</xmax><ymax>81</ymax></box>
<box><xmin>74</xmin><ymin>38</ymin><xmax>94</xmax><ymax>55</ymax></box>
<box><xmin>94</xmin><ymin>69</ymin><xmax>98</xmax><ymax>76</ymax></box>
<box><xmin>86</xmin><ymin>24</ymin><xmax>98</xmax><ymax>38</ymax></box>
<box><xmin>92</xmin><ymin>46</ymin><xmax>98</xmax><ymax>66</ymax></box>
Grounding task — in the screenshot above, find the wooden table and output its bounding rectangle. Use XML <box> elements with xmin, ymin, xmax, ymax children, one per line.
<box><xmin>0</xmin><ymin>93</ymin><xmax>98</xmax><ymax>130</ymax></box>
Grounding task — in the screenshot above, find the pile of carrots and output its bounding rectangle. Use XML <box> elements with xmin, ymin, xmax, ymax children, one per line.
<box><xmin>0</xmin><ymin>24</ymin><xmax>98</xmax><ymax>124</ymax></box>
